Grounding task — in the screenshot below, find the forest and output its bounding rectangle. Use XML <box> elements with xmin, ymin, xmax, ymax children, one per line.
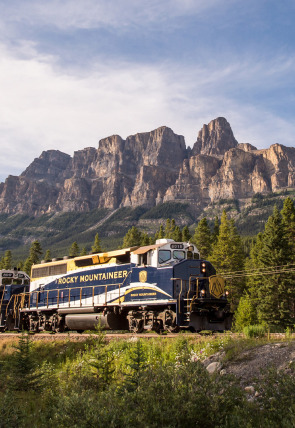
<box><xmin>0</xmin><ymin>196</ymin><xmax>295</xmax><ymax>332</ymax></box>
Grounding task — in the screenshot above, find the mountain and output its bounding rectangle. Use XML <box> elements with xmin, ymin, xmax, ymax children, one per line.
<box><xmin>0</xmin><ymin>117</ymin><xmax>294</xmax><ymax>218</ymax></box>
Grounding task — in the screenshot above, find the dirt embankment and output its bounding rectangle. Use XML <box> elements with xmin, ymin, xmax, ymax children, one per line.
<box><xmin>203</xmin><ymin>340</ymin><xmax>295</xmax><ymax>387</ymax></box>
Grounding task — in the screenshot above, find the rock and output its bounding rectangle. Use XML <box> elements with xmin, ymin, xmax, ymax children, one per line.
<box><xmin>192</xmin><ymin>117</ymin><xmax>238</xmax><ymax>157</ymax></box>
<box><xmin>0</xmin><ymin>118</ymin><xmax>294</xmax><ymax>215</ymax></box>
<box><xmin>220</xmin><ymin>369</ymin><xmax>227</xmax><ymax>376</ymax></box>
<box><xmin>245</xmin><ymin>386</ymin><xmax>255</xmax><ymax>394</ymax></box>
<box><xmin>206</xmin><ymin>362</ymin><xmax>222</xmax><ymax>374</ymax></box>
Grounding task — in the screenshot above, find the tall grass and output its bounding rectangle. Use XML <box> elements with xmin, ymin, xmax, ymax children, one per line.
<box><xmin>0</xmin><ymin>333</ymin><xmax>294</xmax><ymax>427</ymax></box>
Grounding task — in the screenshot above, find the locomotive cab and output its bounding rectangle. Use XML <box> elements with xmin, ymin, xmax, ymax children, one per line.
<box><xmin>130</xmin><ymin>239</ymin><xmax>200</xmax><ymax>268</ymax></box>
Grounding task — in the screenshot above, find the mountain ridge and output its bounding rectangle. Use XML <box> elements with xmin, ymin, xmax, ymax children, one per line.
<box><xmin>0</xmin><ymin>117</ymin><xmax>294</xmax><ymax>216</ymax></box>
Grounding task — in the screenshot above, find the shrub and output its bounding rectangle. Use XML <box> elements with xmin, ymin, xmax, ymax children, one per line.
<box><xmin>243</xmin><ymin>324</ymin><xmax>267</xmax><ymax>338</ymax></box>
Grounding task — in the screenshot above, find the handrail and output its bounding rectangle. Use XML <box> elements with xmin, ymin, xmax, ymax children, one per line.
<box><xmin>0</xmin><ymin>285</ymin><xmax>6</xmax><ymax>314</ymax></box>
<box><xmin>19</xmin><ymin>280</ymin><xmax>127</xmax><ymax>310</ymax></box>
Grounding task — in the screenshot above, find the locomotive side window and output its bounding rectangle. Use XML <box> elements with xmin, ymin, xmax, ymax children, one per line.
<box><xmin>187</xmin><ymin>251</ymin><xmax>193</xmax><ymax>259</ymax></box>
<box><xmin>173</xmin><ymin>250</ymin><xmax>185</xmax><ymax>260</ymax></box>
<box><xmin>32</xmin><ymin>263</ymin><xmax>67</xmax><ymax>279</ymax></box>
<box><xmin>158</xmin><ymin>250</ymin><xmax>171</xmax><ymax>264</ymax></box>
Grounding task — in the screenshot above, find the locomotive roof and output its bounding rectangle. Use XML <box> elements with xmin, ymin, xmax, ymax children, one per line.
<box><xmin>132</xmin><ymin>243</ymin><xmax>166</xmax><ymax>255</ymax></box>
<box><xmin>73</xmin><ymin>246</ymin><xmax>138</xmax><ymax>262</ymax></box>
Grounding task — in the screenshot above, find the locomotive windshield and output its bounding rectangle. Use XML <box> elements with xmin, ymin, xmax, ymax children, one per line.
<box><xmin>158</xmin><ymin>248</ymin><xmax>199</xmax><ymax>264</ymax></box>
<box><xmin>158</xmin><ymin>250</ymin><xmax>171</xmax><ymax>264</ymax></box>
<box><xmin>173</xmin><ymin>250</ymin><xmax>185</xmax><ymax>260</ymax></box>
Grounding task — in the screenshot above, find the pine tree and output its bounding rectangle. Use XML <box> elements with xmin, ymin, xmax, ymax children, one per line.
<box><xmin>29</xmin><ymin>241</ymin><xmax>43</xmax><ymax>265</ymax></box>
<box><xmin>9</xmin><ymin>333</ymin><xmax>39</xmax><ymax>391</ymax></box>
<box><xmin>80</xmin><ymin>247</ymin><xmax>88</xmax><ymax>256</ymax></box>
<box><xmin>172</xmin><ymin>225</ymin><xmax>182</xmax><ymax>242</ymax></box>
<box><xmin>44</xmin><ymin>249</ymin><xmax>51</xmax><ymax>262</ymax></box>
<box><xmin>0</xmin><ymin>256</ymin><xmax>4</xmax><ymax>269</ymax></box>
<box><xmin>254</xmin><ymin>206</ymin><xmax>294</xmax><ymax>328</ymax></box>
<box><xmin>210</xmin><ymin>211</ymin><xmax>245</xmax><ymax>308</ymax></box>
<box><xmin>23</xmin><ymin>241</ymin><xmax>43</xmax><ymax>275</ymax></box>
<box><xmin>92</xmin><ymin>233</ymin><xmax>102</xmax><ymax>253</ymax></box>
<box><xmin>3</xmin><ymin>250</ymin><xmax>12</xmax><ymax>270</ymax></box>
<box><xmin>122</xmin><ymin>226</ymin><xmax>142</xmax><ymax>247</ymax></box>
<box><xmin>281</xmin><ymin>197</ymin><xmax>295</xmax><ymax>258</ymax></box>
<box><xmin>192</xmin><ymin>218</ymin><xmax>212</xmax><ymax>259</ymax></box>
<box><xmin>140</xmin><ymin>232</ymin><xmax>151</xmax><ymax>246</ymax></box>
<box><xmin>212</xmin><ymin>216</ymin><xmax>220</xmax><ymax>244</ymax></box>
<box><xmin>233</xmin><ymin>294</ymin><xmax>258</xmax><ymax>332</ymax></box>
<box><xmin>155</xmin><ymin>225</ymin><xmax>164</xmax><ymax>241</ymax></box>
<box><xmin>164</xmin><ymin>219</ymin><xmax>172</xmax><ymax>238</ymax></box>
<box><xmin>123</xmin><ymin>339</ymin><xmax>147</xmax><ymax>393</ymax></box>
<box><xmin>69</xmin><ymin>241</ymin><xmax>79</xmax><ymax>257</ymax></box>
<box><xmin>181</xmin><ymin>225</ymin><xmax>191</xmax><ymax>242</ymax></box>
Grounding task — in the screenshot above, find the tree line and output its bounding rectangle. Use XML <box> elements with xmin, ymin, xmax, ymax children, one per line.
<box><xmin>0</xmin><ymin>197</ymin><xmax>294</xmax><ymax>330</ymax></box>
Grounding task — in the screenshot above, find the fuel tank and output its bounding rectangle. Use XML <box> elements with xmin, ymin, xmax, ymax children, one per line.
<box><xmin>64</xmin><ymin>312</ymin><xmax>129</xmax><ymax>331</ymax></box>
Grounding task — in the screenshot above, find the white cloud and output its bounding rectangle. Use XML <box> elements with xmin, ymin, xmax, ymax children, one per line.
<box><xmin>0</xmin><ymin>41</ymin><xmax>294</xmax><ymax>182</ymax></box>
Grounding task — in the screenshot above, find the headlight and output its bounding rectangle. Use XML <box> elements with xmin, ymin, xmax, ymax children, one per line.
<box><xmin>200</xmin><ymin>289</ymin><xmax>206</xmax><ymax>297</ymax></box>
<box><xmin>225</xmin><ymin>290</ymin><xmax>229</xmax><ymax>296</ymax></box>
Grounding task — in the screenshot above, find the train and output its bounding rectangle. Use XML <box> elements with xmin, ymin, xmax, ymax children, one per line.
<box><xmin>0</xmin><ymin>239</ymin><xmax>232</xmax><ymax>333</ymax></box>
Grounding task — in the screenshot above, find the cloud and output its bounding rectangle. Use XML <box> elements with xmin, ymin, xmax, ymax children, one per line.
<box><xmin>0</xmin><ymin>38</ymin><xmax>294</xmax><ymax>183</ymax></box>
<box><xmin>1</xmin><ymin>0</ymin><xmax>229</xmax><ymax>32</ymax></box>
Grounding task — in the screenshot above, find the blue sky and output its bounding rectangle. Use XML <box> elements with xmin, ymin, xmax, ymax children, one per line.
<box><xmin>0</xmin><ymin>0</ymin><xmax>294</xmax><ymax>181</ymax></box>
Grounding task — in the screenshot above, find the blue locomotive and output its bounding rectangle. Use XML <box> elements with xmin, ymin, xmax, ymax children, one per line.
<box><xmin>1</xmin><ymin>239</ymin><xmax>232</xmax><ymax>332</ymax></box>
<box><xmin>0</xmin><ymin>268</ymin><xmax>30</xmax><ymax>331</ymax></box>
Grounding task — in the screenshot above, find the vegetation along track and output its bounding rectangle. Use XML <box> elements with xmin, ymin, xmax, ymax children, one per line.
<box><xmin>0</xmin><ymin>332</ymin><xmax>289</xmax><ymax>342</ymax></box>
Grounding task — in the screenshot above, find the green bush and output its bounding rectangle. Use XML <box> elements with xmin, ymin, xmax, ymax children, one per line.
<box><xmin>243</xmin><ymin>324</ymin><xmax>267</xmax><ymax>338</ymax></box>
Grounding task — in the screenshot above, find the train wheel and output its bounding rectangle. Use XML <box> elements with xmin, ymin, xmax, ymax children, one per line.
<box><xmin>129</xmin><ymin>318</ymin><xmax>144</xmax><ymax>334</ymax></box>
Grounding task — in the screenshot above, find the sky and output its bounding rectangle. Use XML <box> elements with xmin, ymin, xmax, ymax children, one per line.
<box><xmin>0</xmin><ymin>0</ymin><xmax>294</xmax><ymax>182</ymax></box>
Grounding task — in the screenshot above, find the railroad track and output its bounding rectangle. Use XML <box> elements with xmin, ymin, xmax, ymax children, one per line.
<box><xmin>0</xmin><ymin>332</ymin><xmax>291</xmax><ymax>342</ymax></box>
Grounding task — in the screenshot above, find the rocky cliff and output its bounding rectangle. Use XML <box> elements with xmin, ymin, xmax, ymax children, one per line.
<box><xmin>0</xmin><ymin>117</ymin><xmax>294</xmax><ymax>216</ymax></box>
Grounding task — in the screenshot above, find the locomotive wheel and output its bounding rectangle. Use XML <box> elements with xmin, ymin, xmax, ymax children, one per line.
<box><xmin>129</xmin><ymin>318</ymin><xmax>144</xmax><ymax>334</ymax></box>
<box><xmin>52</xmin><ymin>314</ymin><xmax>65</xmax><ymax>333</ymax></box>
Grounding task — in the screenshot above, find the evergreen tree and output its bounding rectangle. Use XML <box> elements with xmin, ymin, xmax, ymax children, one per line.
<box><xmin>9</xmin><ymin>333</ymin><xmax>39</xmax><ymax>391</ymax></box>
<box><xmin>164</xmin><ymin>219</ymin><xmax>172</xmax><ymax>238</ymax></box>
<box><xmin>210</xmin><ymin>211</ymin><xmax>245</xmax><ymax>308</ymax></box>
<box><xmin>172</xmin><ymin>225</ymin><xmax>182</xmax><ymax>242</ymax></box>
<box><xmin>80</xmin><ymin>247</ymin><xmax>88</xmax><ymax>256</ymax></box>
<box><xmin>281</xmin><ymin>197</ymin><xmax>295</xmax><ymax>258</ymax></box>
<box><xmin>155</xmin><ymin>225</ymin><xmax>164</xmax><ymax>241</ymax></box>
<box><xmin>44</xmin><ymin>249</ymin><xmax>51</xmax><ymax>262</ymax></box>
<box><xmin>92</xmin><ymin>233</ymin><xmax>102</xmax><ymax>253</ymax></box>
<box><xmin>192</xmin><ymin>218</ymin><xmax>212</xmax><ymax>259</ymax></box>
<box><xmin>254</xmin><ymin>206</ymin><xmax>294</xmax><ymax>328</ymax></box>
<box><xmin>140</xmin><ymin>232</ymin><xmax>151</xmax><ymax>246</ymax></box>
<box><xmin>69</xmin><ymin>241</ymin><xmax>79</xmax><ymax>257</ymax></box>
<box><xmin>23</xmin><ymin>258</ymin><xmax>32</xmax><ymax>275</ymax></box>
<box><xmin>181</xmin><ymin>225</ymin><xmax>191</xmax><ymax>242</ymax></box>
<box><xmin>122</xmin><ymin>226</ymin><xmax>142</xmax><ymax>247</ymax></box>
<box><xmin>17</xmin><ymin>261</ymin><xmax>24</xmax><ymax>271</ymax></box>
<box><xmin>212</xmin><ymin>216</ymin><xmax>220</xmax><ymax>244</ymax></box>
<box><xmin>3</xmin><ymin>250</ymin><xmax>12</xmax><ymax>270</ymax></box>
<box><xmin>29</xmin><ymin>241</ymin><xmax>43</xmax><ymax>265</ymax></box>
<box><xmin>23</xmin><ymin>241</ymin><xmax>43</xmax><ymax>275</ymax></box>
<box><xmin>123</xmin><ymin>339</ymin><xmax>147</xmax><ymax>393</ymax></box>
<box><xmin>233</xmin><ymin>294</ymin><xmax>257</xmax><ymax>332</ymax></box>
<box><xmin>0</xmin><ymin>256</ymin><xmax>4</xmax><ymax>269</ymax></box>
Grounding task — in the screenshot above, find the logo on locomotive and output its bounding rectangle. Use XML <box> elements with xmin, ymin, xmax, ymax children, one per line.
<box><xmin>139</xmin><ymin>270</ymin><xmax>147</xmax><ymax>283</ymax></box>
<box><xmin>209</xmin><ymin>276</ymin><xmax>225</xmax><ymax>298</ymax></box>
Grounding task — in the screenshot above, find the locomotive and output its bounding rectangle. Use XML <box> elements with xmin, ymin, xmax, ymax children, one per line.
<box><xmin>0</xmin><ymin>239</ymin><xmax>232</xmax><ymax>333</ymax></box>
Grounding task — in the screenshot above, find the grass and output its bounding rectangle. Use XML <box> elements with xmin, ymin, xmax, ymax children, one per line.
<box><xmin>1</xmin><ymin>333</ymin><xmax>295</xmax><ymax>427</ymax></box>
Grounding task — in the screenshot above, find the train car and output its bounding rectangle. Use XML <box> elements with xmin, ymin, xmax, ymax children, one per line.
<box><xmin>0</xmin><ymin>268</ymin><xmax>30</xmax><ymax>331</ymax></box>
<box><xmin>12</xmin><ymin>239</ymin><xmax>232</xmax><ymax>333</ymax></box>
